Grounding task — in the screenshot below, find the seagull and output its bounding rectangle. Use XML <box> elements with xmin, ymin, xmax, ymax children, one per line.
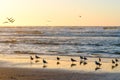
<box><xmin>71</xmin><ymin>58</ymin><xmax>77</xmax><ymax>63</ymax></box>
<box><xmin>7</xmin><ymin>17</ymin><xmax>15</xmax><ymax>23</ymax></box>
<box><xmin>112</xmin><ymin>60</ymin><xmax>115</xmax><ymax>64</ymax></box>
<box><xmin>30</xmin><ymin>56</ymin><xmax>34</xmax><ymax>60</ymax></box>
<box><xmin>99</xmin><ymin>57</ymin><xmax>101</xmax><ymax>62</ymax></box>
<box><xmin>83</xmin><ymin>56</ymin><xmax>88</xmax><ymax>60</ymax></box>
<box><xmin>80</xmin><ymin>56</ymin><xmax>84</xmax><ymax>60</ymax></box>
<box><xmin>95</xmin><ymin>61</ymin><xmax>102</xmax><ymax>66</ymax></box>
<box><xmin>43</xmin><ymin>59</ymin><xmax>48</xmax><ymax>64</ymax></box>
<box><xmin>115</xmin><ymin>58</ymin><xmax>119</xmax><ymax>62</ymax></box>
<box><xmin>35</xmin><ymin>55</ymin><xmax>40</xmax><ymax>59</ymax></box>
<box><xmin>57</xmin><ymin>57</ymin><xmax>60</xmax><ymax>61</ymax></box>
<box><xmin>115</xmin><ymin>63</ymin><xmax>118</xmax><ymax>67</ymax></box>
<box><xmin>3</xmin><ymin>17</ymin><xmax>15</xmax><ymax>24</ymax></box>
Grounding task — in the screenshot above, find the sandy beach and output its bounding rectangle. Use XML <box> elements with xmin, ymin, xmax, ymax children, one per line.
<box><xmin>0</xmin><ymin>67</ymin><xmax>120</xmax><ymax>80</ymax></box>
<box><xmin>0</xmin><ymin>54</ymin><xmax>119</xmax><ymax>80</ymax></box>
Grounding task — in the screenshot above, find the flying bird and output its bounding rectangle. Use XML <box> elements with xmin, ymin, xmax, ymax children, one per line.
<box><xmin>79</xmin><ymin>16</ymin><xmax>82</xmax><ymax>18</ymax></box>
<box><xmin>7</xmin><ymin>17</ymin><xmax>15</xmax><ymax>23</ymax></box>
<box><xmin>3</xmin><ymin>17</ymin><xmax>15</xmax><ymax>24</ymax></box>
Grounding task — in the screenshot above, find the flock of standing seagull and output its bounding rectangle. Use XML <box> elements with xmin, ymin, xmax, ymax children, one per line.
<box><xmin>30</xmin><ymin>55</ymin><xmax>119</xmax><ymax>71</ymax></box>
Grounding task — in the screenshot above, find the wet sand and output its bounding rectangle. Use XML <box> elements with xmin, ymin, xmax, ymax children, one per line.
<box><xmin>0</xmin><ymin>67</ymin><xmax>120</xmax><ymax>80</ymax></box>
<box><xmin>0</xmin><ymin>54</ymin><xmax>120</xmax><ymax>80</ymax></box>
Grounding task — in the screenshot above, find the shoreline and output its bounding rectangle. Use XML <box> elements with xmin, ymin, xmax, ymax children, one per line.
<box><xmin>0</xmin><ymin>54</ymin><xmax>120</xmax><ymax>80</ymax></box>
<box><xmin>0</xmin><ymin>54</ymin><xmax>120</xmax><ymax>73</ymax></box>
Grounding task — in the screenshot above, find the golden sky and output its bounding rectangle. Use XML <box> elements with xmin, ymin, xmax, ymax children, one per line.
<box><xmin>0</xmin><ymin>0</ymin><xmax>120</xmax><ymax>26</ymax></box>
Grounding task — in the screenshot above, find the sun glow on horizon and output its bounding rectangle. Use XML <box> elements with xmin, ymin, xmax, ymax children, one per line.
<box><xmin>0</xmin><ymin>0</ymin><xmax>120</xmax><ymax>26</ymax></box>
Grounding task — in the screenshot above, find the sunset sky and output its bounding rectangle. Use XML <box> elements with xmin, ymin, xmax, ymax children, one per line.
<box><xmin>0</xmin><ymin>0</ymin><xmax>120</xmax><ymax>26</ymax></box>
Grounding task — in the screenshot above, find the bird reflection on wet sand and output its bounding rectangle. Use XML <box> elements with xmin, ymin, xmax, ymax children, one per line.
<box><xmin>80</xmin><ymin>60</ymin><xmax>83</xmax><ymax>65</ymax></box>
<box><xmin>43</xmin><ymin>65</ymin><xmax>47</xmax><ymax>68</ymax></box>
<box><xmin>35</xmin><ymin>60</ymin><xmax>40</xmax><ymax>63</ymax></box>
<box><xmin>71</xmin><ymin>63</ymin><xmax>76</xmax><ymax>67</ymax></box>
<box><xmin>83</xmin><ymin>61</ymin><xmax>87</xmax><ymax>65</ymax></box>
<box><xmin>95</xmin><ymin>67</ymin><xmax>101</xmax><ymax>71</ymax></box>
<box><xmin>80</xmin><ymin>60</ymin><xmax>87</xmax><ymax>65</ymax></box>
<box><xmin>56</xmin><ymin>62</ymin><xmax>60</xmax><ymax>65</ymax></box>
<box><xmin>28</xmin><ymin>55</ymin><xmax>120</xmax><ymax>72</ymax></box>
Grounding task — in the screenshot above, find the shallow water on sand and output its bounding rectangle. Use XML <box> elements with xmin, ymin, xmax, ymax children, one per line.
<box><xmin>0</xmin><ymin>54</ymin><xmax>120</xmax><ymax>73</ymax></box>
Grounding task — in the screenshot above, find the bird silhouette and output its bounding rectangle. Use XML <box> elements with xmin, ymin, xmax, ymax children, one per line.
<box><xmin>112</xmin><ymin>60</ymin><xmax>115</xmax><ymax>64</ymax></box>
<box><xmin>71</xmin><ymin>58</ymin><xmax>77</xmax><ymax>63</ymax></box>
<box><xmin>99</xmin><ymin>57</ymin><xmax>101</xmax><ymax>62</ymax></box>
<box><xmin>3</xmin><ymin>17</ymin><xmax>15</xmax><ymax>24</ymax></box>
<box><xmin>115</xmin><ymin>58</ymin><xmax>119</xmax><ymax>62</ymax></box>
<box><xmin>95</xmin><ymin>61</ymin><xmax>102</xmax><ymax>67</ymax></box>
<box><xmin>7</xmin><ymin>17</ymin><xmax>15</xmax><ymax>23</ymax></box>
<box><xmin>43</xmin><ymin>59</ymin><xmax>48</xmax><ymax>64</ymax></box>
<box><xmin>35</xmin><ymin>55</ymin><xmax>40</xmax><ymax>59</ymax></box>
<box><xmin>30</xmin><ymin>56</ymin><xmax>34</xmax><ymax>60</ymax></box>
<box><xmin>57</xmin><ymin>57</ymin><xmax>60</xmax><ymax>61</ymax></box>
<box><xmin>115</xmin><ymin>63</ymin><xmax>118</xmax><ymax>66</ymax></box>
<box><xmin>83</xmin><ymin>56</ymin><xmax>88</xmax><ymax>61</ymax></box>
<box><xmin>80</xmin><ymin>56</ymin><xmax>84</xmax><ymax>60</ymax></box>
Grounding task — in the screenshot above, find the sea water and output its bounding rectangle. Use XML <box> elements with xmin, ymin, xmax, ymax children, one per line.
<box><xmin>0</xmin><ymin>26</ymin><xmax>120</xmax><ymax>57</ymax></box>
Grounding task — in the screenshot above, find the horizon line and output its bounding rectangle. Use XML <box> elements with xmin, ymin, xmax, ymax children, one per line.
<box><xmin>0</xmin><ymin>26</ymin><xmax>120</xmax><ymax>27</ymax></box>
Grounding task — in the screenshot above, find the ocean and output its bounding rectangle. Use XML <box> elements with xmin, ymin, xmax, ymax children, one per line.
<box><xmin>0</xmin><ymin>26</ymin><xmax>120</xmax><ymax>57</ymax></box>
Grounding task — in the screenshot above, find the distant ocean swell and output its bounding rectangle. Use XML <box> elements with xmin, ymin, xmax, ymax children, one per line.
<box><xmin>0</xmin><ymin>26</ymin><xmax>120</xmax><ymax>57</ymax></box>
